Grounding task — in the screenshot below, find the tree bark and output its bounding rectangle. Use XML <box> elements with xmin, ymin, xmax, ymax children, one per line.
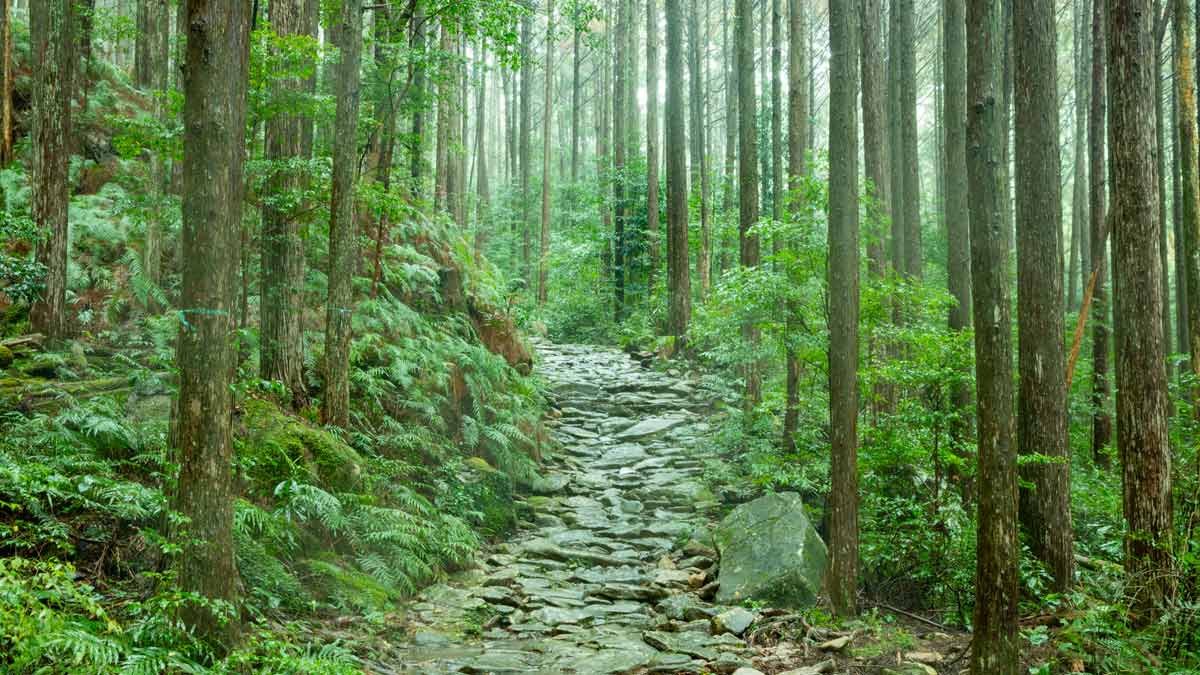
<box><xmin>888</xmin><ymin>0</ymin><xmax>905</xmax><ymax>284</ymax></box>
<box><xmin>646</xmin><ymin>0</ymin><xmax>661</xmax><ymax>293</ymax></box>
<box><xmin>322</xmin><ymin>0</ymin><xmax>363</xmax><ymax>429</ymax></box>
<box><xmin>1014</xmin><ymin>0</ymin><xmax>1074</xmax><ymax>593</ymax></box>
<box><xmin>786</xmin><ymin>0</ymin><xmax>809</xmax><ymax>450</ymax></box>
<box><xmin>1178</xmin><ymin>0</ymin><xmax>1200</xmax><ymax>407</ymax></box>
<box><xmin>828</xmin><ymin>0</ymin><xmax>859</xmax><ymax>619</ymax></box>
<box><xmin>665</xmin><ymin>0</ymin><xmax>689</xmax><ymax>343</ymax></box>
<box><xmin>966</xmin><ymin>0</ymin><xmax>1019</xmax><ymax>670</ymax></box>
<box><xmin>1090</xmin><ymin>0</ymin><xmax>1112</xmax><ymax>465</ymax></box>
<box><xmin>613</xmin><ymin>0</ymin><xmax>629</xmax><ymax>319</ymax></box>
<box><xmin>687</xmin><ymin>0</ymin><xmax>710</xmax><ymax>299</ymax></box>
<box><xmin>475</xmin><ymin>42</ymin><xmax>490</xmax><ymax>261</ymax></box>
<box><xmin>261</xmin><ymin>0</ymin><xmax>307</xmax><ymax>406</ymax></box>
<box><xmin>174</xmin><ymin>0</ymin><xmax>250</xmax><ymax>650</ymax></box>
<box><xmin>861</xmin><ymin>0</ymin><xmax>891</xmax><ymax>422</ymax></box>
<box><xmin>538</xmin><ymin>0</ymin><xmax>555</xmax><ymax>304</ymax></box>
<box><xmin>1111</xmin><ymin>0</ymin><xmax>1176</xmax><ymax>613</ymax></box>
<box><xmin>899</xmin><ymin>0</ymin><xmax>921</xmax><ymax>279</ymax></box>
<box><xmin>1070</xmin><ymin>0</ymin><xmax>1090</xmax><ymax>311</ymax></box>
<box><xmin>0</xmin><ymin>0</ymin><xmax>11</xmax><ymax>166</ymax></box>
<box><xmin>30</xmin><ymin>0</ymin><xmax>74</xmax><ymax>340</ymax></box>
<box><xmin>945</xmin><ymin>0</ymin><xmax>972</xmax><ymax>436</ymax></box>
<box><xmin>736</xmin><ymin>0</ymin><xmax>760</xmax><ymax>405</ymax></box>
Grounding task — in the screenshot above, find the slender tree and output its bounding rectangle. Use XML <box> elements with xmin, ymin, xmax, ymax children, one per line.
<box><xmin>786</xmin><ymin>0</ymin><xmax>809</xmax><ymax>450</ymax></box>
<box><xmin>828</xmin><ymin>0</ymin><xmax>860</xmax><ymax>619</ymax></box>
<box><xmin>665</xmin><ymin>0</ymin><xmax>689</xmax><ymax>342</ymax></box>
<box><xmin>646</xmin><ymin>0</ymin><xmax>661</xmax><ymax>290</ymax></box>
<box><xmin>174</xmin><ymin>0</ymin><xmax>250</xmax><ymax>649</ymax></box>
<box><xmin>1014</xmin><ymin>0</ymin><xmax>1074</xmax><ymax>592</ymax></box>
<box><xmin>1090</xmin><ymin>0</ymin><xmax>1112</xmax><ymax>464</ymax></box>
<box><xmin>899</xmin><ymin>0</ymin><xmax>921</xmax><ymax>278</ymax></box>
<box><xmin>0</xmin><ymin>0</ymin><xmax>11</xmax><ymax>166</ymax></box>
<box><xmin>30</xmin><ymin>0</ymin><xmax>74</xmax><ymax>340</ymax></box>
<box><xmin>520</xmin><ymin>11</ymin><xmax>534</xmax><ymax>282</ymax></box>
<box><xmin>613</xmin><ymin>0</ymin><xmax>629</xmax><ymax>318</ymax></box>
<box><xmin>945</xmin><ymin>0</ymin><xmax>971</xmax><ymax>357</ymax></box>
<box><xmin>475</xmin><ymin>43</ymin><xmax>491</xmax><ymax>259</ymax></box>
<box><xmin>322</xmin><ymin>0</ymin><xmax>364</xmax><ymax>429</ymax></box>
<box><xmin>966</xmin><ymin>0</ymin><xmax>1019</xmax><ymax>669</ymax></box>
<box><xmin>1111</xmin><ymin>0</ymin><xmax>1175</xmax><ymax>613</ymax></box>
<box><xmin>261</xmin><ymin>0</ymin><xmax>307</xmax><ymax>406</ymax></box>
<box><xmin>1178</xmin><ymin>0</ymin><xmax>1200</xmax><ymax>402</ymax></box>
<box><xmin>736</xmin><ymin>0</ymin><xmax>760</xmax><ymax>405</ymax></box>
<box><xmin>539</xmin><ymin>0</ymin><xmax>555</xmax><ymax>303</ymax></box>
<box><xmin>770</xmin><ymin>0</ymin><xmax>782</xmax><ymax>230</ymax></box>
<box><xmin>687</xmin><ymin>0</ymin><xmax>710</xmax><ymax>297</ymax></box>
<box><xmin>571</xmin><ymin>3</ymin><xmax>582</xmax><ymax>182</ymax></box>
<box><xmin>1069</xmin><ymin>0</ymin><xmax>1090</xmax><ymax>310</ymax></box>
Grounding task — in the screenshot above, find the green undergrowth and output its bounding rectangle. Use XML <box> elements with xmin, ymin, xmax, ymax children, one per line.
<box><xmin>0</xmin><ymin>192</ymin><xmax>548</xmax><ymax>673</ymax></box>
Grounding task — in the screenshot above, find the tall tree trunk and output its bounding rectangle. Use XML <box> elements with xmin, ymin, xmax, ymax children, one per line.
<box><xmin>260</xmin><ymin>0</ymin><xmax>307</xmax><ymax>406</ymax></box>
<box><xmin>1070</xmin><ymin>0</ymin><xmax>1090</xmax><ymax>311</ymax></box>
<box><xmin>370</xmin><ymin>5</ymin><xmax>399</xmax><ymax>296</ymax></box>
<box><xmin>538</xmin><ymin>0</ymin><xmax>555</xmax><ymax>304</ymax></box>
<box><xmin>722</xmin><ymin>0</ymin><xmax>737</xmax><ymax>280</ymax></box>
<box><xmin>888</xmin><ymin>0</ymin><xmax>906</xmax><ymax>282</ymax></box>
<box><xmin>687</xmin><ymin>0</ymin><xmax>710</xmax><ymax>298</ymax></box>
<box><xmin>173</xmin><ymin>0</ymin><xmax>250</xmax><ymax>650</ymax></box>
<box><xmin>666</xmin><ymin>0</ymin><xmax>689</xmax><ymax>343</ymax></box>
<box><xmin>1110</xmin><ymin>0</ymin><xmax>1176</xmax><ymax>613</ymax></box>
<box><xmin>598</xmin><ymin>10</ymin><xmax>613</xmax><ymax>281</ymax></box>
<box><xmin>322</xmin><ymin>0</ymin><xmax>363</xmax><ymax>429</ymax></box>
<box><xmin>520</xmin><ymin>12</ymin><xmax>534</xmax><ymax>285</ymax></box>
<box><xmin>1176</xmin><ymin>74</ymin><xmax>1191</xmax><ymax>367</ymax></box>
<box><xmin>770</xmin><ymin>0</ymin><xmax>782</xmax><ymax>231</ymax></box>
<box><xmin>966</xmin><ymin>0</ymin><xmax>1019</xmax><ymax>670</ymax></box>
<box><xmin>614</xmin><ymin>0</ymin><xmax>629</xmax><ymax>319</ymax></box>
<box><xmin>861</xmin><ymin>0</ymin><xmax>890</xmax><ymax>422</ymax></box>
<box><xmin>786</xmin><ymin>0</ymin><xmax>810</xmax><ymax>449</ymax></box>
<box><xmin>475</xmin><ymin>43</ymin><xmax>490</xmax><ymax>260</ymax></box>
<box><xmin>0</xmin><ymin>0</ymin><xmax>11</xmax><ymax>166</ymax></box>
<box><xmin>736</xmin><ymin>0</ymin><xmax>760</xmax><ymax>406</ymax></box>
<box><xmin>571</xmin><ymin>14</ymin><xmax>581</xmax><ymax>183</ymax></box>
<box><xmin>1155</xmin><ymin>7</ymin><xmax>1170</xmax><ymax>358</ymax></box>
<box><xmin>945</xmin><ymin>0</ymin><xmax>972</xmax><ymax>437</ymax></box>
<box><xmin>828</xmin><ymin>0</ymin><xmax>860</xmax><ymax>619</ymax></box>
<box><xmin>1091</xmin><ymin>0</ymin><xmax>1112</xmax><ymax>465</ymax></box>
<box><xmin>1014</xmin><ymin>0</ymin><xmax>1074</xmax><ymax>593</ymax></box>
<box><xmin>899</xmin><ymin>0</ymin><xmax>921</xmax><ymax>279</ymax></box>
<box><xmin>646</xmin><ymin>0</ymin><xmax>661</xmax><ymax>293</ymax></box>
<box><xmin>142</xmin><ymin>0</ymin><xmax>169</xmax><ymax>288</ymax></box>
<box><xmin>408</xmin><ymin>13</ymin><xmax>426</xmax><ymax>197</ymax></box>
<box><xmin>1179</xmin><ymin>0</ymin><xmax>1200</xmax><ymax>406</ymax></box>
<box><xmin>30</xmin><ymin>0</ymin><xmax>73</xmax><ymax>340</ymax></box>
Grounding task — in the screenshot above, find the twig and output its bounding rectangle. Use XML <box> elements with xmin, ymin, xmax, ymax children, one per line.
<box><xmin>869</xmin><ymin>601</ymin><xmax>951</xmax><ymax>631</ymax></box>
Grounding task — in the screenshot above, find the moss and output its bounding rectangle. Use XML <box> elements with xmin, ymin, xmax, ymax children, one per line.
<box><xmin>237</xmin><ymin>398</ymin><xmax>366</xmax><ymax>495</ymax></box>
<box><xmin>460</xmin><ymin>460</ymin><xmax>517</xmax><ymax>537</ymax></box>
<box><xmin>0</xmin><ymin>345</ymin><xmax>12</xmax><ymax>369</ymax></box>
<box><xmin>302</xmin><ymin>557</ymin><xmax>397</xmax><ymax>612</ymax></box>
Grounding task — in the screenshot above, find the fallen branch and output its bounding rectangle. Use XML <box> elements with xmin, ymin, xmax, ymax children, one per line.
<box><xmin>868</xmin><ymin>601</ymin><xmax>951</xmax><ymax>632</ymax></box>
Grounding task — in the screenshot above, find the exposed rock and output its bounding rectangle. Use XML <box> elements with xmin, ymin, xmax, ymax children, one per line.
<box><xmin>712</xmin><ymin>607</ymin><xmax>756</xmax><ymax>636</ymax></box>
<box><xmin>614</xmin><ymin>414</ymin><xmax>690</xmax><ymax>440</ymax></box>
<box><xmin>714</xmin><ymin>492</ymin><xmax>828</xmax><ymax>608</ymax></box>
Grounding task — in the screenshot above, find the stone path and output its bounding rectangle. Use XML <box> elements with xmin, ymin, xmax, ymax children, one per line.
<box><xmin>392</xmin><ymin>340</ymin><xmax>762</xmax><ymax>674</ymax></box>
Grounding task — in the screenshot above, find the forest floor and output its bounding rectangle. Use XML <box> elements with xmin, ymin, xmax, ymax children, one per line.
<box><xmin>361</xmin><ymin>341</ymin><xmax>977</xmax><ymax>675</ymax></box>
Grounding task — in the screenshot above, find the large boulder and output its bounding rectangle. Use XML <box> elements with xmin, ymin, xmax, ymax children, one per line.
<box><xmin>714</xmin><ymin>492</ymin><xmax>827</xmax><ymax>607</ymax></box>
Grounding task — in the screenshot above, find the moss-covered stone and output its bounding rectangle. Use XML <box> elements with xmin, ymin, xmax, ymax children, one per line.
<box><xmin>0</xmin><ymin>345</ymin><xmax>12</xmax><ymax>369</ymax></box>
<box><xmin>237</xmin><ymin>398</ymin><xmax>367</xmax><ymax>495</ymax></box>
